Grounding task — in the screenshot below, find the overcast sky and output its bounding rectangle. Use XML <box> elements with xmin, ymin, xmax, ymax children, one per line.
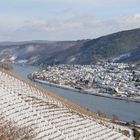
<box><xmin>0</xmin><ymin>0</ymin><xmax>140</xmax><ymax>41</ymax></box>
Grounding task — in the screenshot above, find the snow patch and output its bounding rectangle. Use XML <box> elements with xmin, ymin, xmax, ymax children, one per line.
<box><xmin>9</xmin><ymin>55</ymin><xmax>17</xmax><ymax>61</ymax></box>
<box><xmin>18</xmin><ymin>59</ymin><xmax>28</xmax><ymax>64</ymax></box>
<box><xmin>113</xmin><ymin>53</ymin><xmax>131</xmax><ymax>62</ymax></box>
<box><xmin>69</xmin><ymin>57</ymin><xmax>76</xmax><ymax>62</ymax></box>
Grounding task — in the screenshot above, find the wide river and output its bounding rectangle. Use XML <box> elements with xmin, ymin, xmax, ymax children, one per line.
<box><xmin>13</xmin><ymin>64</ymin><xmax>140</xmax><ymax>124</ymax></box>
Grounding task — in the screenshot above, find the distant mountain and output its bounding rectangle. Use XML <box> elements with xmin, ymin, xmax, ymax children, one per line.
<box><xmin>0</xmin><ymin>28</ymin><xmax>140</xmax><ymax>65</ymax></box>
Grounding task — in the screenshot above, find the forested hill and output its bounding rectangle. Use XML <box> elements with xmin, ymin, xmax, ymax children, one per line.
<box><xmin>0</xmin><ymin>28</ymin><xmax>140</xmax><ymax>65</ymax></box>
<box><xmin>79</xmin><ymin>28</ymin><xmax>140</xmax><ymax>64</ymax></box>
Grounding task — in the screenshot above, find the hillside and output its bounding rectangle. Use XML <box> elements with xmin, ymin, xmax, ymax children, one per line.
<box><xmin>0</xmin><ymin>40</ymin><xmax>86</xmax><ymax>65</ymax></box>
<box><xmin>81</xmin><ymin>28</ymin><xmax>140</xmax><ymax>64</ymax></box>
<box><xmin>0</xmin><ymin>69</ymin><xmax>134</xmax><ymax>140</ymax></box>
<box><xmin>0</xmin><ymin>28</ymin><xmax>140</xmax><ymax>65</ymax></box>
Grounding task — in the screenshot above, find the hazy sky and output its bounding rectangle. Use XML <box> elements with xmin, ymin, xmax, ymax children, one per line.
<box><xmin>0</xmin><ymin>0</ymin><xmax>140</xmax><ymax>41</ymax></box>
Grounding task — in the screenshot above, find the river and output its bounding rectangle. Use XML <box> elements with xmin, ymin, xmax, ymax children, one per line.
<box><xmin>13</xmin><ymin>64</ymin><xmax>140</xmax><ymax>124</ymax></box>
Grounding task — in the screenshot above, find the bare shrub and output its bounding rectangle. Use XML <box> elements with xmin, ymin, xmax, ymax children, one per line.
<box><xmin>0</xmin><ymin>114</ymin><xmax>36</xmax><ymax>140</ymax></box>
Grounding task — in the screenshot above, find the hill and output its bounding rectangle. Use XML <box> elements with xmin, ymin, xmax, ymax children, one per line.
<box><xmin>81</xmin><ymin>28</ymin><xmax>140</xmax><ymax>64</ymax></box>
<box><xmin>0</xmin><ymin>28</ymin><xmax>140</xmax><ymax>65</ymax></box>
<box><xmin>0</xmin><ymin>69</ymin><xmax>134</xmax><ymax>139</ymax></box>
<box><xmin>0</xmin><ymin>40</ymin><xmax>86</xmax><ymax>65</ymax></box>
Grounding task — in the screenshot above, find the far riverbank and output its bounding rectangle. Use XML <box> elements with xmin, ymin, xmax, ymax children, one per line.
<box><xmin>32</xmin><ymin>78</ymin><xmax>140</xmax><ymax>103</ymax></box>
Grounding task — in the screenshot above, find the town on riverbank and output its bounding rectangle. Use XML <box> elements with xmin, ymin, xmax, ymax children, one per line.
<box><xmin>30</xmin><ymin>62</ymin><xmax>140</xmax><ymax>102</ymax></box>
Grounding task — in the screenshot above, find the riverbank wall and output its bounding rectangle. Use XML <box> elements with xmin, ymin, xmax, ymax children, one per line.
<box><xmin>33</xmin><ymin>78</ymin><xmax>140</xmax><ymax>103</ymax></box>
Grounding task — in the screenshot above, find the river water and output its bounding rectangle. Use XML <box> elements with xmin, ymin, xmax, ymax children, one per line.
<box><xmin>13</xmin><ymin>64</ymin><xmax>140</xmax><ymax>124</ymax></box>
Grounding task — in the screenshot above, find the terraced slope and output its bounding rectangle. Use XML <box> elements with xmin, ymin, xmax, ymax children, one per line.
<box><xmin>0</xmin><ymin>70</ymin><xmax>134</xmax><ymax>140</ymax></box>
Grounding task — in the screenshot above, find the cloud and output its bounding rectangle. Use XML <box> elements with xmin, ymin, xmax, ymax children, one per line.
<box><xmin>0</xmin><ymin>13</ymin><xmax>140</xmax><ymax>41</ymax></box>
<box><xmin>26</xmin><ymin>45</ymin><xmax>36</xmax><ymax>52</ymax></box>
<box><xmin>27</xmin><ymin>0</ymin><xmax>140</xmax><ymax>5</ymax></box>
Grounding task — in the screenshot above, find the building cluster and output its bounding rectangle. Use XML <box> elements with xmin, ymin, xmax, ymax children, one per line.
<box><xmin>0</xmin><ymin>70</ymin><xmax>134</xmax><ymax>140</ymax></box>
<box><xmin>32</xmin><ymin>62</ymin><xmax>140</xmax><ymax>98</ymax></box>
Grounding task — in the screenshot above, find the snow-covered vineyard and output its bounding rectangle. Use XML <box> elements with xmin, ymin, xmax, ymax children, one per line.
<box><xmin>0</xmin><ymin>69</ymin><xmax>134</xmax><ymax>140</ymax></box>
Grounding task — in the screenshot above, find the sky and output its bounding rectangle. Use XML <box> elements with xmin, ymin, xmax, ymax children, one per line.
<box><xmin>0</xmin><ymin>0</ymin><xmax>140</xmax><ymax>41</ymax></box>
